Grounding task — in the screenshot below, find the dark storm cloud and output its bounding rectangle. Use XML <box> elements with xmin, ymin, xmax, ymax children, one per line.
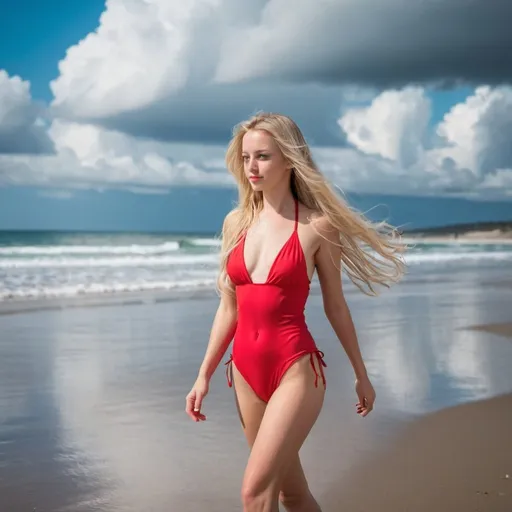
<box><xmin>215</xmin><ymin>0</ymin><xmax>512</xmax><ymax>89</ymax></box>
<box><xmin>85</xmin><ymin>83</ymin><xmax>349</xmax><ymax>147</ymax></box>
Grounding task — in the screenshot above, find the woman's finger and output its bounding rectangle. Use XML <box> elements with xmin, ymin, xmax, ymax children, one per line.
<box><xmin>194</xmin><ymin>393</ymin><xmax>204</xmax><ymax>414</ymax></box>
<box><xmin>185</xmin><ymin>394</ymin><xmax>198</xmax><ymax>420</ymax></box>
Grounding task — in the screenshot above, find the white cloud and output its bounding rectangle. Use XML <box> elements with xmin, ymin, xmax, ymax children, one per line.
<box><xmin>0</xmin><ymin>70</ymin><xmax>53</xmax><ymax>154</ymax></box>
<box><xmin>51</xmin><ymin>0</ymin><xmax>227</xmax><ymax>118</ymax></box>
<box><xmin>0</xmin><ymin>120</ymin><xmax>232</xmax><ymax>189</ymax></box>
<box><xmin>480</xmin><ymin>170</ymin><xmax>512</xmax><ymax>197</ymax></box>
<box><xmin>338</xmin><ymin>87</ymin><xmax>430</xmax><ymax>168</ymax></box>
<box><xmin>2</xmin><ymin>84</ymin><xmax>512</xmax><ymax>199</ymax></box>
<box><xmin>0</xmin><ymin>71</ymin><xmax>34</xmax><ymax>130</ymax></box>
<box><xmin>337</xmin><ymin>85</ymin><xmax>512</xmax><ymax>196</ymax></box>
<box><xmin>436</xmin><ymin>86</ymin><xmax>512</xmax><ymax>179</ymax></box>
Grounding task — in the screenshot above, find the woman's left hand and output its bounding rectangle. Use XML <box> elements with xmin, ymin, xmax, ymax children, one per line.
<box><xmin>355</xmin><ymin>376</ymin><xmax>376</xmax><ymax>417</ymax></box>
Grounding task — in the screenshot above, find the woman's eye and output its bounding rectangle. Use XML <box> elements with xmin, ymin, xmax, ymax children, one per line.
<box><xmin>242</xmin><ymin>154</ymin><xmax>268</xmax><ymax>161</ymax></box>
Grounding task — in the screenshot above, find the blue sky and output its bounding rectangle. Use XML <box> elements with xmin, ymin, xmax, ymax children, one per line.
<box><xmin>1</xmin><ymin>1</ymin><xmax>511</xmax><ymax>232</ymax></box>
<box><xmin>0</xmin><ymin>1</ymin><xmax>106</xmax><ymax>103</ymax></box>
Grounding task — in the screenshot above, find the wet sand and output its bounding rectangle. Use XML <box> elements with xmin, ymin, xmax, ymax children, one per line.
<box><xmin>1</xmin><ymin>263</ymin><xmax>512</xmax><ymax>511</ymax></box>
<box><xmin>466</xmin><ymin>322</ymin><xmax>512</xmax><ymax>339</ymax></box>
<box><xmin>322</xmin><ymin>392</ymin><xmax>512</xmax><ymax>511</ymax></box>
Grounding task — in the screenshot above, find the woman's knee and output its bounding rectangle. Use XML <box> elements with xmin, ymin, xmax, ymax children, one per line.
<box><xmin>241</xmin><ymin>476</ymin><xmax>279</xmax><ymax>508</ymax></box>
<box><xmin>241</xmin><ymin>482</ymin><xmax>261</xmax><ymax>508</ymax></box>
<box><xmin>241</xmin><ymin>482</ymin><xmax>259</xmax><ymax>508</ymax></box>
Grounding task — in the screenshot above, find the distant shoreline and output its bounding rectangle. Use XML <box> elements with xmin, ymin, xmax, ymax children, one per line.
<box><xmin>402</xmin><ymin>220</ymin><xmax>512</xmax><ymax>245</ymax></box>
<box><xmin>402</xmin><ymin>220</ymin><xmax>512</xmax><ymax>235</ymax></box>
<box><xmin>404</xmin><ymin>235</ymin><xmax>512</xmax><ymax>245</ymax></box>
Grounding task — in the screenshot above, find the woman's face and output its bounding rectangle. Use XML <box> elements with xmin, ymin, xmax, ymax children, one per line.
<box><xmin>241</xmin><ymin>129</ymin><xmax>291</xmax><ymax>192</ymax></box>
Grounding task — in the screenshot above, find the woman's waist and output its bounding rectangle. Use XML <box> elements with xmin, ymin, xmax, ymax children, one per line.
<box><xmin>236</xmin><ymin>307</ymin><xmax>306</xmax><ymax>324</ymax></box>
<box><xmin>233</xmin><ymin>323</ymin><xmax>316</xmax><ymax>352</ymax></box>
<box><xmin>236</xmin><ymin>287</ymin><xmax>308</xmax><ymax>314</ymax></box>
<box><xmin>234</xmin><ymin>319</ymin><xmax>309</xmax><ymax>332</ymax></box>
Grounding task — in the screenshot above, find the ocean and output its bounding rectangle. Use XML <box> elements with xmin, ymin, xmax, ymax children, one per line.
<box><xmin>1</xmin><ymin>230</ymin><xmax>512</xmax><ymax>302</ymax></box>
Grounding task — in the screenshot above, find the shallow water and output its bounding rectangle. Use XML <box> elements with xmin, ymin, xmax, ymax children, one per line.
<box><xmin>1</xmin><ymin>263</ymin><xmax>512</xmax><ymax>511</ymax></box>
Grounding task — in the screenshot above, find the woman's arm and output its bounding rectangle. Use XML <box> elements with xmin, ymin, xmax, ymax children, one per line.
<box><xmin>198</xmin><ymin>211</ymin><xmax>239</xmax><ymax>380</ymax></box>
<box><xmin>186</xmin><ymin>290</ymin><xmax>237</xmax><ymax>422</ymax></box>
<box><xmin>313</xmin><ymin>216</ymin><xmax>375</xmax><ymax>416</ymax></box>
<box><xmin>197</xmin><ymin>290</ymin><xmax>237</xmax><ymax>381</ymax></box>
<box><xmin>314</xmin><ymin>217</ymin><xmax>367</xmax><ymax>379</ymax></box>
<box><xmin>186</xmin><ymin>286</ymin><xmax>237</xmax><ymax>422</ymax></box>
<box><xmin>186</xmin><ymin>212</ymin><xmax>239</xmax><ymax>422</ymax></box>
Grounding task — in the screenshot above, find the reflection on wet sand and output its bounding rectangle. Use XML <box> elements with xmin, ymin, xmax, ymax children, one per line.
<box><xmin>0</xmin><ymin>263</ymin><xmax>511</xmax><ymax>511</ymax></box>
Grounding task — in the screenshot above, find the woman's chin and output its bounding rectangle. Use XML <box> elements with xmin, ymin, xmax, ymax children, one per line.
<box><xmin>249</xmin><ymin>179</ymin><xmax>264</xmax><ymax>190</ymax></box>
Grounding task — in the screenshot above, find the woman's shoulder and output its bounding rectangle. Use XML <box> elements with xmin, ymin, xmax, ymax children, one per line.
<box><xmin>298</xmin><ymin>204</ymin><xmax>332</xmax><ymax>229</ymax></box>
<box><xmin>222</xmin><ymin>208</ymin><xmax>241</xmax><ymax>229</ymax></box>
<box><xmin>299</xmin><ymin>205</ymin><xmax>339</xmax><ymax>242</ymax></box>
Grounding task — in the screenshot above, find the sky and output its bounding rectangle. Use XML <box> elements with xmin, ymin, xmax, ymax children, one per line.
<box><xmin>1</xmin><ymin>0</ymin><xmax>512</xmax><ymax>233</ymax></box>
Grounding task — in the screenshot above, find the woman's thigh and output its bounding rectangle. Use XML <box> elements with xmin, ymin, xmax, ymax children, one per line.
<box><xmin>232</xmin><ymin>360</ymin><xmax>316</xmax><ymax>501</ymax></box>
<box><xmin>231</xmin><ymin>362</ymin><xmax>266</xmax><ymax>444</ymax></box>
<box><xmin>242</xmin><ymin>354</ymin><xmax>325</xmax><ymax>491</ymax></box>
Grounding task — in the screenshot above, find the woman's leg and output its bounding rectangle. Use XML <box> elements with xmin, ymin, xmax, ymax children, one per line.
<box><xmin>231</xmin><ymin>361</ymin><xmax>266</xmax><ymax>442</ymax></box>
<box><xmin>278</xmin><ymin>455</ymin><xmax>322</xmax><ymax>512</ymax></box>
<box><xmin>232</xmin><ymin>361</ymin><xmax>322</xmax><ymax>511</ymax></box>
<box><xmin>235</xmin><ymin>355</ymin><xmax>325</xmax><ymax>512</ymax></box>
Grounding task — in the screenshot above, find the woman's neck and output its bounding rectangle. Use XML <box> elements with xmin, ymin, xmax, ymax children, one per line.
<box><xmin>260</xmin><ymin>183</ymin><xmax>295</xmax><ymax>217</ymax></box>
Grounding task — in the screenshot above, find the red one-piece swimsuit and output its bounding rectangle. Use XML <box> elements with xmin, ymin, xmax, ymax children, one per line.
<box><xmin>224</xmin><ymin>198</ymin><xmax>327</xmax><ymax>403</ymax></box>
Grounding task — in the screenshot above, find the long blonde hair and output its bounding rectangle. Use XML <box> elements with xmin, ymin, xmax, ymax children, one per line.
<box><xmin>218</xmin><ymin>112</ymin><xmax>407</xmax><ymax>296</ymax></box>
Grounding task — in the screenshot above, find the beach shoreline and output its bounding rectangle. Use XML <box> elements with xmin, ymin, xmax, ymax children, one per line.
<box><xmin>0</xmin><ymin>286</ymin><xmax>219</xmax><ymax>316</ymax></box>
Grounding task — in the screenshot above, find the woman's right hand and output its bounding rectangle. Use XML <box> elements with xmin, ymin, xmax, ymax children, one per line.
<box><xmin>185</xmin><ymin>376</ymin><xmax>209</xmax><ymax>422</ymax></box>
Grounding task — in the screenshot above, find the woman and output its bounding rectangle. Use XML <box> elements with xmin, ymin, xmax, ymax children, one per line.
<box><xmin>185</xmin><ymin>112</ymin><xmax>406</xmax><ymax>511</ymax></box>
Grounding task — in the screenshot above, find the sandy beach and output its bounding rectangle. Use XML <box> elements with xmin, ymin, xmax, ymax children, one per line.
<box><xmin>1</xmin><ymin>259</ymin><xmax>512</xmax><ymax>511</ymax></box>
<box><xmin>323</xmin><ymin>392</ymin><xmax>512</xmax><ymax>511</ymax></box>
<box><xmin>466</xmin><ymin>322</ymin><xmax>512</xmax><ymax>339</ymax></box>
